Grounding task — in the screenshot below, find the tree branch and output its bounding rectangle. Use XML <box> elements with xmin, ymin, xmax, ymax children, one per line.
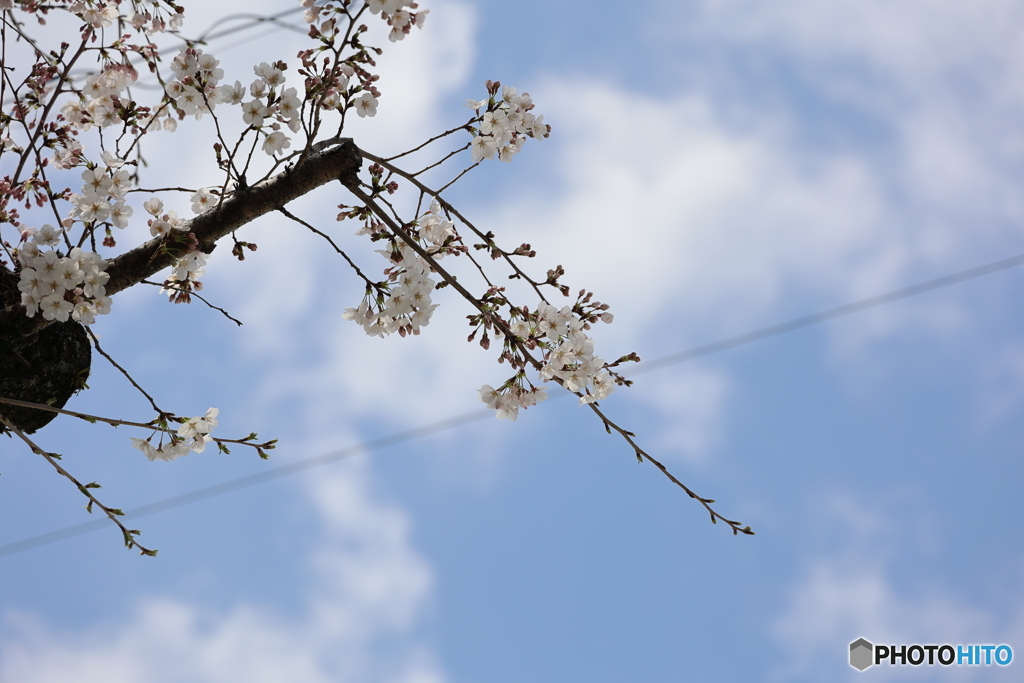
<box><xmin>0</xmin><ymin>139</ymin><xmax>362</xmax><ymax>344</ymax></box>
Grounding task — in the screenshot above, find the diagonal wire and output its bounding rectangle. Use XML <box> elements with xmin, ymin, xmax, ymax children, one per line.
<box><xmin>630</xmin><ymin>252</ymin><xmax>1024</xmax><ymax>374</ymax></box>
<box><xmin>1</xmin><ymin>251</ymin><xmax>1022</xmax><ymax>558</ymax></box>
<box><xmin>0</xmin><ymin>411</ymin><xmax>489</xmax><ymax>558</ymax></box>
<box><xmin>62</xmin><ymin>8</ymin><xmax>307</xmax><ymax>89</ymax></box>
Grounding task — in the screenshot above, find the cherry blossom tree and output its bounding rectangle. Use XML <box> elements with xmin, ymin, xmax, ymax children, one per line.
<box><xmin>0</xmin><ymin>0</ymin><xmax>754</xmax><ymax>555</ymax></box>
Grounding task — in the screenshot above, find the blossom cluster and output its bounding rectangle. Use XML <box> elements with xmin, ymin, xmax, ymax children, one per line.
<box><xmin>15</xmin><ymin>226</ymin><xmax>111</xmax><ymax>324</ymax></box>
<box><xmin>466</xmin><ymin>83</ymin><xmax>551</xmax><ymax>163</ymax></box>
<box><xmin>60</xmin><ymin>65</ymin><xmax>138</xmax><ymax>136</ymax></box>
<box><xmin>301</xmin><ymin>0</ymin><xmax>428</xmax><ymax>42</ymax></box>
<box><xmin>66</xmin><ymin>162</ymin><xmax>134</xmax><ymax>230</ymax></box>
<box><xmin>343</xmin><ymin>242</ymin><xmax>439</xmax><ymax>337</ymax></box>
<box><xmin>142</xmin><ymin>196</ymin><xmax>208</xmax><ymax>300</ymax></box>
<box><xmin>155</xmin><ymin>46</ymin><xmax>298</xmax><ymax>156</ymax></box>
<box><xmin>368</xmin><ymin>0</ymin><xmax>429</xmax><ymax>42</ymax></box>
<box><xmin>342</xmin><ymin>199</ymin><xmax>461</xmax><ymax>337</ymax></box>
<box><xmin>164</xmin><ymin>46</ymin><xmax>227</xmax><ymax>123</ymax></box>
<box><xmin>533</xmin><ymin>301</ymin><xmax>616</xmax><ymax>403</ymax></box>
<box><xmin>67</xmin><ymin>0</ymin><xmax>183</xmax><ymax>33</ymax></box>
<box><xmin>131</xmin><ymin>408</ymin><xmax>220</xmax><ymax>461</ymax></box>
<box><xmin>477</xmin><ymin>300</ymin><xmax>616</xmax><ymax>420</ymax></box>
<box><xmin>75</xmin><ymin>1</ymin><xmax>120</xmax><ymax>29</ymax></box>
<box><xmin>478</xmin><ymin>383</ymin><xmax>548</xmax><ymax>421</ymax></box>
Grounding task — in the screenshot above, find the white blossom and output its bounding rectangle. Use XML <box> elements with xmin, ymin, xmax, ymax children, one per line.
<box><xmin>249</xmin><ymin>79</ymin><xmax>269</xmax><ymax>99</ymax></box>
<box><xmin>40</xmin><ymin>292</ymin><xmax>73</xmax><ymax>322</ymax></box>
<box><xmin>215</xmin><ymin>80</ymin><xmax>246</xmax><ymax>105</ymax></box>
<box><xmin>144</xmin><ymin>197</ymin><xmax>164</xmax><ymax>216</ymax></box>
<box><xmin>172</xmin><ymin>250</ymin><xmax>207</xmax><ymax>281</ymax></box>
<box><xmin>190</xmin><ymin>188</ymin><xmax>217</xmax><ymax>214</ymax></box>
<box><xmin>131</xmin><ymin>438</ymin><xmax>159</xmax><ymax>461</ymax></box>
<box><xmin>32</xmin><ymin>224</ymin><xmax>62</xmax><ymax>247</ymax></box>
<box><xmin>467</xmin><ymin>85</ymin><xmax>549</xmax><ymax>164</ymax></box>
<box><xmin>470</xmin><ymin>135</ymin><xmax>497</xmax><ymax>162</ymax></box>
<box><xmin>81</xmin><ymin>168</ymin><xmax>112</xmax><ymax>196</ymax></box>
<box><xmin>262</xmin><ymin>130</ymin><xmax>291</xmax><ymax>155</ymax></box>
<box><xmin>278</xmin><ymin>87</ymin><xmax>301</xmax><ymax>119</ymax></box>
<box><xmin>109</xmin><ymin>202</ymin><xmax>133</xmax><ymax>228</ymax></box>
<box><xmin>197</xmin><ymin>53</ymin><xmax>224</xmax><ymax>82</ymax></box>
<box><xmin>71</xmin><ymin>300</ymin><xmax>97</xmax><ymax>325</ymax></box>
<box><xmin>241</xmin><ymin>99</ymin><xmax>267</xmax><ymax>127</ymax></box>
<box><xmin>254</xmin><ymin>62</ymin><xmax>285</xmax><ymax>87</ymax></box>
<box><xmin>354</xmin><ymin>92</ymin><xmax>378</xmax><ymax>118</ymax></box>
<box><xmin>74</xmin><ymin>193</ymin><xmax>112</xmax><ymax>223</ymax></box>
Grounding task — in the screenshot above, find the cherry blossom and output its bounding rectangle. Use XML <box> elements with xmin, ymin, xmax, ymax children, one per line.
<box><xmin>466</xmin><ymin>82</ymin><xmax>551</xmax><ymax>164</ymax></box>
<box><xmin>262</xmin><ymin>130</ymin><xmax>291</xmax><ymax>156</ymax></box>
<box><xmin>191</xmin><ymin>189</ymin><xmax>218</xmax><ymax>214</ymax></box>
<box><xmin>355</xmin><ymin>93</ymin><xmax>379</xmax><ymax>118</ymax></box>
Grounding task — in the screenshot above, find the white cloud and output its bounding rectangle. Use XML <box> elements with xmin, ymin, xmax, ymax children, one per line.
<box><xmin>0</xmin><ymin>462</ymin><xmax>444</xmax><ymax>683</ymax></box>
<box><xmin>629</xmin><ymin>365</ymin><xmax>730</xmax><ymax>463</ymax></box>
<box><xmin>672</xmin><ymin>0</ymin><xmax>1024</xmax><ymax>228</ymax></box>
<box><xmin>772</xmin><ymin>494</ymin><xmax>1020</xmax><ymax>681</ymax></box>
<box><xmin>501</xmin><ymin>81</ymin><xmax>894</xmax><ymax>337</ymax></box>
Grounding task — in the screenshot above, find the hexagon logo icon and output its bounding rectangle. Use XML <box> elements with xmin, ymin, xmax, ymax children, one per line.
<box><xmin>850</xmin><ymin>638</ymin><xmax>874</xmax><ymax>671</ymax></box>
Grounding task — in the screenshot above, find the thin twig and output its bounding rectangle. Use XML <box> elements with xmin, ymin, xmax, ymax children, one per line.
<box><xmin>127</xmin><ymin>186</ymin><xmax>199</xmax><ymax>194</ymax></box>
<box><xmin>276</xmin><ymin>206</ymin><xmax>382</xmax><ymax>292</ymax></box>
<box><xmin>141</xmin><ymin>279</ymin><xmax>244</xmax><ymax>326</ymax></box>
<box><xmin>0</xmin><ymin>411</ymin><xmax>158</xmax><ymax>556</ymax></box>
<box><xmin>383</xmin><ymin>122</ymin><xmax>474</xmax><ymax>162</ymax></box>
<box><xmin>0</xmin><ymin>394</ymin><xmax>168</xmax><ymax>430</ymax></box>
<box><xmin>85</xmin><ymin>327</ymin><xmax>167</xmax><ymax>414</ymax></box>
<box><xmin>0</xmin><ymin>396</ymin><xmax>275</xmax><ymax>455</ymax></box>
<box><xmin>411</xmin><ymin>142</ymin><xmax>471</xmax><ymax>177</ymax></box>
<box><xmin>585</xmin><ymin>401</ymin><xmax>754</xmax><ymax>535</ymax></box>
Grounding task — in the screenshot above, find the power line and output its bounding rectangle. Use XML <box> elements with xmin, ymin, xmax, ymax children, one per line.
<box><xmin>63</xmin><ymin>8</ymin><xmax>307</xmax><ymax>90</ymax></box>
<box><xmin>0</xmin><ymin>411</ymin><xmax>489</xmax><ymax>558</ymax></box>
<box><xmin>2</xmin><ymin>251</ymin><xmax>1022</xmax><ymax>558</ymax></box>
<box><xmin>631</xmin><ymin>252</ymin><xmax>1024</xmax><ymax>374</ymax></box>
<box><xmin>193</xmin><ymin>8</ymin><xmax>306</xmax><ymax>43</ymax></box>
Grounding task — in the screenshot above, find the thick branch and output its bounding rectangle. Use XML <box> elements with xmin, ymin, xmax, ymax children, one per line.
<box><xmin>0</xmin><ymin>139</ymin><xmax>362</xmax><ymax>343</ymax></box>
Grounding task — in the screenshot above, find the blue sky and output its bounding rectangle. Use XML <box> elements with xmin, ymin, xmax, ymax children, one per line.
<box><xmin>2</xmin><ymin>1</ymin><xmax>1023</xmax><ymax>681</ymax></box>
